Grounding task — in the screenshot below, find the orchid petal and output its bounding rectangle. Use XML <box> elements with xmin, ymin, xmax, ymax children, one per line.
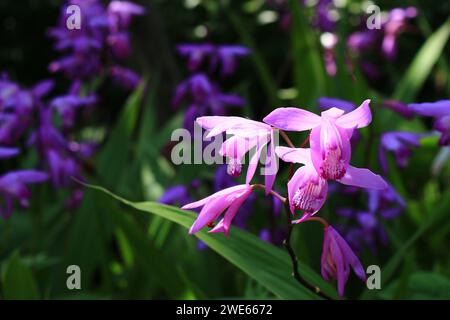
<box><xmin>335</xmin><ymin>99</ymin><xmax>372</xmax><ymax>129</ymax></box>
<box><xmin>245</xmin><ymin>141</ymin><xmax>267</xmax><ymax>184</ymax></box>
<box><xmin>338</xmin><ymin>166</ymin><xmax>387</xmax><ymax>190</ymax></box>
<box><xmin>275</xmin><ymin>146</ymin><xmax>311</xmax><ymax>165</ymax></box>
<box><xmin>263</xmin><ymin>107</ymin><xmax>321</xmax><ymax>131</ymax></box>
<box><xmin>182</xmin><ymin>184</ymin><xmax>248</xmax><ymax>210</ymax></box>
<box><xmin>189</xmin><ymin>197</ymin><xmax>229</xmax><ymax>234</ymax></box>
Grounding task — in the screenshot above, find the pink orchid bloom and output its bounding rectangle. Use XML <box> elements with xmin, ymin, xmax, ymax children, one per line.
<box><xmin>182</xmin><ymin>184</ymin><xmax>253</xmax><ymax>236</ymax></box>
<box><xmin>321</xmin><ymin>225</ymin><xmax>366</xmax><ymax>297</ymax></box>
<box><xmin>275</xmin><ymin>146</ymin><xmax>387</xmax><ymax>218</ymax></box>
<box><xmin>264</xmin><ymin>100</ymin><xmax>372</xmax><ymax>180</ymax></box>
<box><xmin>196</xmin><ymin>116</ymin><xmax>277</xmax><ymax>193</ymax></box>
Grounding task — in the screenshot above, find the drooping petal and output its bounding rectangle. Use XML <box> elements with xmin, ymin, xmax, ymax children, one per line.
<box><xmin>264</xmin><ymin>138</ymin><xmax>277</xmax><ymax>194</ymax></box>
<box><xmin>209</xmin><ymin>191</ymin><xmax>250</xmax><ymax>237</ymax></box>
<box><xmin>245</xmin><ymin>139</ymin><xmax>268</xmax><ymax>184</ymax></box>
<box><xmin>334</xmin><ymin>230</ymin><xmax>366</xmax><ymax>282</ymax></box>
<box><xmin>189</xmin><ymin>196</ymin><xmax>230</xmax><ymax>234</ymax></box>
<box><xmin>338</xmin><ymin>166</ymin><xmax>387</xmax><ymax>190</ymax></box>
<box><xmin>181</xmin><ymin>184</ymin><xmax>247</xmax><ymax>210</ymax></box>
<box><xmin>328</xmin><ymin>232</ymin><xmax>348</xmax><ymax>297</ymax></box>
<box><xmin>263</xmin><ymin>107</ymin><xmax>321</xmax><ymax>131</ymax></box>
<box><xmin>335</xmin><ymin>99</ymin><xmax>372</xmax><ymax>129</ymax></box>
<box><xmin>220</xmin><ymin>135</ymin><xmax>258</xmax><ymax>159</ymax></box>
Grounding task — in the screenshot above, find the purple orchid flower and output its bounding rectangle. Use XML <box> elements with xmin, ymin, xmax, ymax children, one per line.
<box><xmin>381</xmin><ymin>7</ymin><xmax>417</xmax><ymax>59</ymax></box>
<box><xmin>312</xmin><ymin>0</ymin><xmax>336</xmax><ymax>33</ymax></box>
<box><xmin>379</xmin><ymin>131</ymin><xmax>421</xmax><ymax>173</ymax></box>
<box><xmin>336</xmin><ymin>181</ymin><xmax>405</xmax><ymax>254</ymax></box>
<box><xmin>368</xmin><ymin>182</ymin><xmax>406</xmax><ymax>220</ymax></box>
<box><xmin>182</xmin><ymin>184</ymin><xmax>253</xmax><ymax>237</ymax></box>
<box><xmin>264</xmin><ymin>100</ymin><xmax>372</xmax><ymax>180</ymax></box>
<box><xmin>317</xmin><ymin>97</ymin><xmax>362</xmax><ymax>148</ymax></box>
<box><xmin>109</xmin><ymin>65</ymin><xmax>141</xmax><ymax>90</ymax></box>
<box><xmin>50</xmin><ymin>84</ymin><xmax>97</xmax><ymax>129</ymax></box>
<box><xmin>48</xmin><ymin>0</ymin><xmax>144</xmax><ymax>81</ymax></box>
<box><xmin>321</xmin><ymin>225</ymin><xmax>366</xmax><ymax>297</ymax></box>
<box><xmin>0</xmin><ymin>170</ymin><xmax>49</xmax><ymax>219</ymax></box>
<box><xmin>176</xmin><ymin>43</ymin><xmax>215</xmax><ymax>72</ymax></box>
<box><xmin>196</xmin><ymin>116</ymin><xmax>277</xmax><ymax>193</ymax></box>
<box><xmin>409</xmin><ymin>100</ymin><xmax>450</xmax><ymax>146</ymax></box>
<box><xmin>213</xmin><ymin>45</ymin><xmax>251</xmax><ymax>77</ymax></box>
<box><xmin>275</xmin><ymin>147</ymin><xmax>386</xmax><ymax>217</ymax></box>
<box><xmin>172</xmin><ymin>75</ymin><xmax>244</xmax><ymax>132</ymax></box>
<box><xmin>177</xmin><ymin>44</ymin><xmax>250</xmax><ymax>77</ymax></box>
<box><xmin>107</xmin><ymin>0</ymin><xmax>145</xmax><ymax>30</ymax></box>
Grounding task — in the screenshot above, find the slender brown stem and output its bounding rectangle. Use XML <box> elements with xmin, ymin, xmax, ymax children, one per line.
<box><xmin>282</xmin><ymin>202</ymin><xmax>333</xmax><ymax>300</ymax></box>
<box><xmin>299</xmin><ymin>134</ymin><xmax>310</xmax><ymax>148</ymax></box>
<box><xmin>304</xmin><ymin>216</ymin><xmax>329</xmax><ymax>228</ymax></box>
<box><xmin>251</xmin><ymin>184</ymin><xmax>287</xmax><ymax>203</ymax></box>
<box><xmin>279</xmin><ymin>130</ymin><xmax>295</xmax><ymax>148</ymax></box>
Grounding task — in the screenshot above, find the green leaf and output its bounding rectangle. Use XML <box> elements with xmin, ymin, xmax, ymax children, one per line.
<box><xmin>393</xmin><ymin>17</ymin><xmax>450</xmax><ymax>102</ymax></box>
<box><xmin>85</xmin><ymin>184</ymin><xmax>339</xmax><ymax>300</ymax></box>
<box><xmin>227</xmin><ymin>11</ymin><xmax>279</xmax><ymax>107</ymax></box>
<box><xmin>380</xmin><ymin>272</ymin><xmax>450</xmax><ymax>300</ymax></box>
<box><xmin>290</xmin><ymin>0</ymin><xmax>326</xmax><ymax>107</ymax></box>
<box><xmin>2</xmin><ymin>251</ymin><xmax>39</xmax><ymax>299</ymax></box>
<box><xmin>97</xmin><ymin>80</ymin><xmax>146</xmax><ymax>187</ymax></box>
<box><xmin>360</xmin><ymin>191</ymin><xmax>450</xmax><ymax>299</ymax></box>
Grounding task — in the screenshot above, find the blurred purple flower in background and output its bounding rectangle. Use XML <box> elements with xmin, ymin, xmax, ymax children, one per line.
<box><xmin>177</xmin><ymin>44</ymin><xmax>250</xmax><ymax>77</ymax></box>
<box><xmin>0</xmin><ymin>170</ymin><xmax>48</xmax><ymax>219</ymax></box>
<box><xmin>381</xmin><ymin>7</ymin><xmax>417</xmax><ymax>59</ymax></box>
<box><xmin>48</xmin><ymin>0</ymin><xmax>144</xmax><ymax>89</ymax></box>
<box><xmin>174</xmin><ymin>43</ymin><xmax>249</xmax><ymax>132</ymax></box>
<box><xmin>172</xmin><ymin>74</ymin><xmax>245</xmax><ymax>127</ymax></box>
<box><xmin>379</xmin><ymin>131</ymin><xmax>421</xmax><ymax>173</ymax></box>
<box><xmin>409</xmin><ymin>100</ymin><xmax>450</xmax><ymax>146</ymax></box>
<box><xmin>348</xmin><ymin>7</ymin><xmax>416</xmax><ymax>60</ymax></box>
<box><xmin>312</xmin><ymin>0</ymin><xmax>336</xmax><ymax>33</ymax></box>
<box><xmin>0</xmin><ymin>0</ymin><xmax>145</xmax><ymax>217</ymax></box>
<box><xmin>337</xmin><ymin>182</ymin><xmax>406</xmax><ymax>254</ymax></box>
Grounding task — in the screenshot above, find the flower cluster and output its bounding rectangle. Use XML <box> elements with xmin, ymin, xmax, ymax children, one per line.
<box><xmin>0</xmin><ymin>0</ymin><xmax>145</xmax><ymax>218</ymax></box>
<box><xmin>173</xmin><ymin>44</ymin><xmax>250</xmax><ymax>132</ymax></box>
<box><xmin>0</xmin><ymin>75</ymin><xmax>96</xmax><ymax>217</ymax></box>
<box><xmin>48</xmin><ymin>0</ymin><xmax>144</xmax><ymax>89</ymax></box>
<box><xmin>336</xmin><ymin>182</ymin><xmax>406</xmax><ymax>254</ymax></box>
<box><xmin>347</xmin><ymin>7</ymin><xmax>417</xmax><ymax>80</ymax></box>
<box><xmin>180</xmin><ymin>100</ymin><xmax>388</xmax><ymax>296</ymax></box>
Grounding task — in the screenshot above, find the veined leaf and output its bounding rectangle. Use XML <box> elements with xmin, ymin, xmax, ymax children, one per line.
<box><xmin>85</xmin><ymin>184</ymin><xmax>339</xmax><ymax>300</ymax></box>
